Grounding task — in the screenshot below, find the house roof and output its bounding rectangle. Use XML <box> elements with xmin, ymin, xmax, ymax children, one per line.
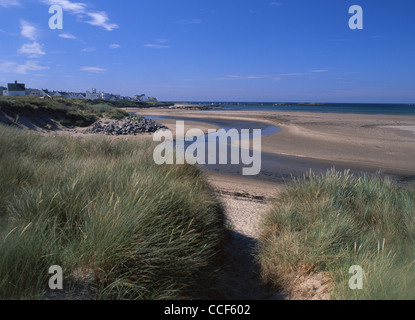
<box><xmin>8</xmin><ymin>81</ymin><xmax>25</xmax><ymax>92</ymax></box>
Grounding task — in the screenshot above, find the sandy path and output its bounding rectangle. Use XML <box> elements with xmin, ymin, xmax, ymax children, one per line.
<box><xmin>208</xmin><ymin>173</ymin><xmax>332</xmax><ymax>300</ymax></box>
<box><xmin>207</xmin><ymin>173</ymin><xmax>285</xmax><ymax>300</ymax></box>
<box><xmin>207</xmin><ymin>172</ymin><xmax>282</xmax><ymax>238</ymax></box>
<box><xmin>218</xmin><ymin>196</ymin><xmax>278</xmax><ymax>300</ymax></box>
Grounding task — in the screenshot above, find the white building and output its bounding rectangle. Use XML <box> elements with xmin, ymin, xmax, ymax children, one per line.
<box><xmin>4</xmin><ymin>81</ymin><xmax>26</xmax><ymax>96</ymax></box>
<box><xmin>85</xmin><ymin>88</ymin><xmax>113</xmax><ymax>101</ymax></box>
<box><xmin>99</xmin><ymin>92</ymin><xmax>111</xmax><ymax>101</ymax></box>
<box><xmin>26</xmin><ymin>89</ymin><xmax>44</xmax><ymax>96</ymax></box>
<box><xmin>86</xmin><ymin>88</ymin><xmax>100</xmax><ymax>100</ymax></box>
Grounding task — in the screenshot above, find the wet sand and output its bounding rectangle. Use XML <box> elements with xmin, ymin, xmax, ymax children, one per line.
<box><xmin>133</xmin><ymin>108</ymin><xmax>415</xmax><ymax>176</ymax></box>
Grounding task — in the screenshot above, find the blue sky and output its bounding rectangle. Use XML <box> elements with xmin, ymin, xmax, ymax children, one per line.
<box><xmin>0</xmin><ymin>0</ymin><xmax>414</xmax><ymax>103</ymax></box>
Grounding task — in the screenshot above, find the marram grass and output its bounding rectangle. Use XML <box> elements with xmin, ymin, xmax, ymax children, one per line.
<box><xmin>257</xmin><ymin>170</ymin><xmax>415</xmax><ymax>300</ymax></box>
<box><xmin>0</xmin><ymin>124</ymin><xmax>227</xmax><ymax>300</ymax></box>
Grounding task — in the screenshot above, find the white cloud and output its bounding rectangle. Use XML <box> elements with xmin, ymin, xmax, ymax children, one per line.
<box><xmin>15</xmin><ymin>60</ymin><xmax>49</xmax><ymax>74</ymax></box>
<box><xmin>18</xmin><ymin>42</ymin><xmax>45</xmax><ymax>57</ymax></box>
<box><xmin>41</xmin><ymin>0</ymin><xmax>86</xmax><ymax>14</ymax></box>
<box><xmin>0</xmin><ymin>0</ymin><xmax>21</xmax><ymax>8</ymax></box>
<box><xmin>269</xmin><ymin>2</ymin><xmax>283</xmax><ymax>6</ymax></box>
<box><xmin>109</xmin><ymin>43</ymin><xmax>120</xmax><ymax>49</ymax></box>
<box><xmin>18</xmin><ymin>20</ymin><xmax>45</xmax><ymax>57</ymax></box>
<box><xmin>20</xmin><ymin>19</ymin><xmax>38</xmax><ymax>41</ymax></box>
<box><xmin>215</xmin><ymin>74</ymin><xmax>265</xmax><ymax>80</ymax></box>
<box><xmin>41</xmin><ymin>1</ymin><xmax>118</xmax><ymax>31</ymax></box>
<box><xmin>81</xmin><ymin>66</ymin><xmax>106</xmax><ymax>74</ymax></box>
<box><xmin>86</xmin><ymin>12</ymin><xmax>119</xmax><ymax>31</ymax></box>
<box><xmin>144</xmin><ymin>44</ymin><xmax>170</xmax><ymax>49</ymax></box>
<box><xmin>0</xmin><ymin>60</ymin><xmax>49</xmax><ymax>74</ymax></box>
<box><xmin>81</xmin><ymin>47</ymin><xmax>96</xmax><ymax>52</ymax></box>
<box><xmin>309</xmin><ymin>70</ymin><xmax>328</xmax><ymax>73</ymax></box>
<box><xmin>144</xmin><ymin>39</ymin><xmax>170</xmax><ymax>49</ymax></box>
<box><xmin>0</xmin><ymin>61</ymin><xmax>17</xmax><ymax>73</ymax></box>
<box><xmin>59</xmin><ymin>33</ymin><xmax>77</xmax><ymax>39</ymax></box>
<box><xmin>226</xmin><ymin>74</ymin><xmax>264</xmax><ymax>79</ymax></box>
<box><xmin>214</xmin><ymin>71</ymin><xmax>323</xmax><ymax>81</ymax></box>
<box><xmin>279</xmin><ymin>73</ymin><xmax>310</xmax><ymax>76</ymax></box>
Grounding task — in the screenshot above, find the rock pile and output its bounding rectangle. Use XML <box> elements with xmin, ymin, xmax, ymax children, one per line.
<box><xmin>88</xmin><ymin>116</ymin><xmax>167</xmax><ymax>135</ymax></box>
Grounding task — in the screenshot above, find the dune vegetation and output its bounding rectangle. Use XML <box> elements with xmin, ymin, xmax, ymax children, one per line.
<box><xmin>0</xmin><ymin>96</ymin><xmax>133</xmax><ymax>127</ymax></box>
<box><xmin>0</xmin><ymin>124</ymin><xmax>227</xmax><ymax>300</ymax></box>
<box><xmin>257</xmin><ymin>170</ymin><xmax>415</xmax><ymax>300</ymax></box>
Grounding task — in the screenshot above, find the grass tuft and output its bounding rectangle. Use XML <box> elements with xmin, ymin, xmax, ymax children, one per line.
<box><xmin>257</xmin><ymin>170</ymin><xmax>415</xmax><ymax>300</ymax></box>
<box><xmin>0</xmin><ymin>124</ymin><xmax>227</xmax><ymax>300</ymax></box>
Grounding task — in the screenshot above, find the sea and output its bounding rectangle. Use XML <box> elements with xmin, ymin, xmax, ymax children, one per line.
<box><xmin>172</xmin><ymin>102</ymin><xmax>415</xmax><ymax>115</ymax></box>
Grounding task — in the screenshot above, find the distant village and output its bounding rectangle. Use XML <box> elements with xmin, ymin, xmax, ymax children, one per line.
<box><xmin>0</xmin><ymin>80</ymin><xmax>158</xmax><ymax>103</ymax></box>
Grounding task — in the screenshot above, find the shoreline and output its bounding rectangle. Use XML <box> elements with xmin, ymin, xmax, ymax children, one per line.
<box><xmin>18</xmin><ymin>106</ymin><xmax>415</xmax><ymax>201</ymax></box>
<box><xmin>129</xmin><ymin>108</ymin><xmax>415</xmax><ymax>177</ymax></box>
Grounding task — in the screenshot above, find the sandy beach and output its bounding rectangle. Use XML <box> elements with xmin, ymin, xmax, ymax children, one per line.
<box><xmin>48</xmin><ymin>107</ymin><xmax>415</xmax><ymax>299</ymax></box>
<box><xmin>135</xmin><ymin>106</ymin><xmax>415</xmax><ymax>300</ymax></box>
<box><xmin>4</xmin><ymin>106</ymin><xmax>414</xmax><ymax>300</ymax></box>
<box><xmin>132</xmin><ymin>108</ymin><xmax>415</xmax><ymax>176</ymax></box>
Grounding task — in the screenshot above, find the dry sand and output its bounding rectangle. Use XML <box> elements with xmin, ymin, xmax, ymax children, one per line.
<box><xmin>206</xmin><ymin>172</ymin><xmax>282</xmax><ymax>238</ymax></box>
<box><xmin>205</xmin><ymin>172</ymin><xmax>331</xmax><ymax>300</ymax></box>
<box><xmin>206</xmin><ymin>172</ymin><xmax>284</xmax><ymax>300</ymax></box>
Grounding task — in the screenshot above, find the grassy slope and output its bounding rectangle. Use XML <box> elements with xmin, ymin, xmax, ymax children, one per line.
<box><xmin>0</xmin><ymin>96</ymin><xmax>133</xmax><ymax>127</ymax></box>
<box><xmin>0</xmin><ymin>124</ymin><xmax>227</xmax><ymax>300</ymax></box>
<box><xmin>257</xmin><ymin>170</ymin><xmax>415</xmax><ymax>300</ymax></box>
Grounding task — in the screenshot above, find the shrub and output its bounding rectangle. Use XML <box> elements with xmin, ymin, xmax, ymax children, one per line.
<box><xmin>74</xmin><ymin>120</ymin><xmax>87</xmax><ymax>127</ymax></box>
<box><xmin>60</xmin><ymin>120</ymin><xmax>72</xmax><ymax>127</ymax></box>
<box><xmin>104</xmin><ymin>108</ymin><xmax>130</xmax><ymax>120</ymax></box>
